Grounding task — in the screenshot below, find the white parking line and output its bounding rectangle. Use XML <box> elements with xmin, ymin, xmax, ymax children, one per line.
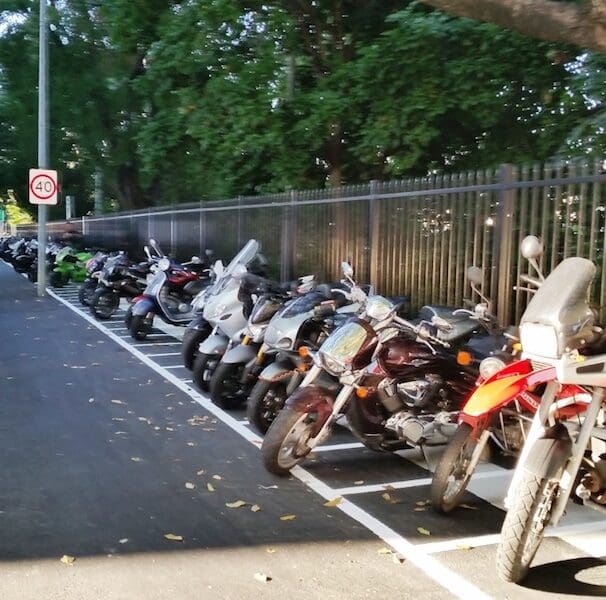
<box><xmin>162</xmin><ymin>365</ymin><xmax>186</xmax><ymax>369</ymax></box>
<box><xmin>145</xmin><ymin>352</ymin><xmax>181</xmax><ymax>357</ymax></box>
<box><xmin>118</xmin><ymin>333</ymin><xmax>170</xmax><ymax>338</ymax></box>
<box><xmin>47</xmin><ymin>288</ymin><xmax>491</xmax><ymax>600</ymax></box>
<box><xmin>131</xmin><ymin>342</ymin><xmax>181</xmax><ymax>347</ymax></box>
<box><xmin>313</xmin><ymin>442</ymin><xmax>364</xmax><ymax>452</ymax></box>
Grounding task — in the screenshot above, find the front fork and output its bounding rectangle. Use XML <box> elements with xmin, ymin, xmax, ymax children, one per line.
<box><xmin>305</xmin><ymin>384</ymin><xmax>355</xmax><ymax>450</ymax></box>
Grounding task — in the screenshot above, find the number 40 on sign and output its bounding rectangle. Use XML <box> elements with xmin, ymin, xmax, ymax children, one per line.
<box><xmin>29</xmin><ymin>168</ymin><xmax>59</xmax><ymax>205</ymax></box>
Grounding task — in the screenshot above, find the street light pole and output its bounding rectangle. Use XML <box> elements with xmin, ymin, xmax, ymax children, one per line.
<box><xmin>36</xmin><ymin>0</ymin><xmax>49</xmax><ymax>296</ymax></box>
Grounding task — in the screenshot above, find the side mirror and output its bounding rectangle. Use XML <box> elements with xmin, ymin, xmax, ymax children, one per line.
<box><xmin>143</xmin><ymin>245</ymin><xmax>152</xmax><ymax>260</ymax></box>
<box><xmin>466</xmin><ymin>266</ymin><xmax>483</xmax><ymax>286</ymax></box>
<box><xmin>520</xmin><ymin>235</ymin><xmax>543</xmax><ymax>260</ymax></box>
<box><xmin>191</xmin><ymin>255</ymin><xmax>201</xmax><ymax>264</ymax></box>
<box><xmin>341</xmin><ymin>261</ymin><xmax>354</xmax><ymax>278</ymax></box>
<box><xmin>314</xmin><ymin>301</ymin><xmax>336</xmax><ymax>318</ymax></box>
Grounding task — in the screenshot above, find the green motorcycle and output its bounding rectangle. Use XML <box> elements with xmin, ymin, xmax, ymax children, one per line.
<box><xmin>49</xmin><ymin>247</ymin><xmax>93</xmax><ymax>288</ymax></box>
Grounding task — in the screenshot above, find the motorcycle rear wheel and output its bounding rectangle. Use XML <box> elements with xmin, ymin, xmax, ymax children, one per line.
<box><xmin>209</xmin><ymin>361</ymin><xmax>249</xmax><ymax>409</ymax></box>
<box><xmin>90</xmin><ymin>289</ymin><xmax>120</xmax><ymax>319</ymax></box>
<box><xmin>496</xmin><ymin>471</ymin><xmax>558</xmax><ymax>583</ymax></box>
<box><xmin>262</xmin><ymin>407</ymin><xmax>316</xmax><ymax>476</ymax></box>
<box><xmin>247</xmin><ymin>379</ymin><xmax>288</xmax><ymax>435</ymax></box>
<box><xmin>430</xmin><ymin>423</ymin><xmax>477</xmax><ymax>513</ymax></box>
<box><xmin>130</xmin><ymin>314</ymin><xmax>152</xmax><ymax>340</ymax></box>
<box><xmin>192</xmin><ymin>352</ymin><xmax>220</xmax><ymax>392</ymax></box>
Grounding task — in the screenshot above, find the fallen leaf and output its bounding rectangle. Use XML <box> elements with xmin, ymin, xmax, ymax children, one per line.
<box><xmin>258</xmin><ymin>485</ymin><xmax>278</xmax><ymax>490</ymax></box>
<box><xmin>280</xmin><ymin>514</ymin><xmax>296</xmax><ymax>521</ymax></box>
<box><xmin>164</xmin><ymin>533</ymin><xmax>183</xmax><ymax>542</ymax></box>
<box><xmin>119</xmin><ymin>538</ymin><xmax>129</xmax><ymax>544</ymax></box>
<box><xmin>212</xmin><ymin>474</ymin><xmax>222</xmax><ymax>480</ymax></box>
<box><xmin>186</xmin><ymin>442</ymin><xmax>196</xmax><ymax>447</ymax></box>
<box><xmin>112</xmin><ymin>418</ymin><xmax>125</xmax><ymax>422</ymax></box>
<box><xmin>413</xmin><ymin>507</ymin><xmax>427</xmax><ymax>512</ymax></box>
<box><xmin>254</xmin><ymin>572</ymin><xmax>272</xmax><ymax>583</ymax></box>
<box><xmin>207</xmin><ymin>483</ymin><xmax>216</xmax><ymax>492</ymax></box>
<box><xmin>323</xmin><ymin>497</ymin><xmax>343</xmax><ymax>508</ymax></box>
<box><xmin>381</xmin><ymin>492</ymin><xmax>401</xmax><ymax>504</ymax></box>
<box><xmin>185</xmin><ymin>482</ymin><xmax>196</xmax><ymax>490</ymax></box>
<box><xmin>415</xmin><ymin>500</ymin><xmax>431</xmax><ymax>507</ymax></box>
<box><xmin>60</xmin><ymin>554</ymin><xmax>76</xmax><ymax>565</ymax></box>
<box><xmin>457</xmin><ymin>544</ymin><xmax>473</xmax><ymax>551</ymax></box>
<box><xmin>266</xmin><ymin>548</ymin><xmax>276</xmax><ymax>554</ymax></box>
<box><xmin>354</xmin><ymin>480</ymin><xmax>365</xmax><ymax>485</ymax></box>
<box><xmin>251</xmin><ymin>504</ymin><xmax>261</xmax><ymax>513</ymax></box>
<box><xmin>377</xmin><ymin>547</ymin><xmax>393</xmax><ymax>555</ymax></box>
<box><xmin>225</xmin><ymin>500</ymin><xmax>247</xmax><ymax>509</ymax></box>
<box><xmin>392</xmin><ymin>554</ymin><xmax>406</xmax><ymax>564</ymax></box>
<box><xmin>88</xmin><ymin>398</ymin><xmax>95</xmax><ymax>403</ymax></box>
<box><xmin>166</xmin><ymin>427</ymin><xmax>174</xmax><ymax>432</ymax></box>
<box><xmin>459</xmin><ymin>503</ymin><xmax>478</xmax><ymax>511</ymax></box>
<box><xmin>130</xmin><ymin>457</ymin><xmax>142</xmax><ymax>462</ymax></box>
<box><xmin>383</xmin><ymin>485</ymin><xmax>396</xmax><ymax>491</ymax></box>
<box><xmin>417</xmin><ymin>527</ymin><xmax>431</xmax><ymax>536</ymax></box>
<box><xmin>196</xmin><ymin>469</ymin><xmax>205</xmax><ymax>476</ymax></box>
<box><xmin>111</xmin><ymin>399</ymin><xmax>124</xmax><ymax>405</ymax></box>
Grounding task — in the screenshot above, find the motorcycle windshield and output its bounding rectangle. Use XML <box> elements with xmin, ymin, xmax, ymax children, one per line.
<box><xmin>206</xmin><ymin>239</ymin><xmax>259</xmax><ymax>297</ymax></box>
<box><xmin>319</xmin><ymin>318</ymin><xmax>377</xmax><ymax>375</ymax></box>
<box><xmin>278</xmin><ymin>292</ymin><xmax>327</xmax><ymax>318</ymax></box>
<box><xmin>520</xmin><ymin>257</ymin><xmax>596</xmax><ymax>358</ymax></box>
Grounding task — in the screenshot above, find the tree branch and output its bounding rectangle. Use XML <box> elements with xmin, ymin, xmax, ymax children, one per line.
<box><xmin>418</xmin><ymin>0</ymin><xmax>606</xmax><ymax>53</ymax></box>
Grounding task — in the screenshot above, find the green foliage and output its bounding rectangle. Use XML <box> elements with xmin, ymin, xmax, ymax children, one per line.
<box><xmin>0</xmin><ymin>0</ymin><xmax>601</xmax><ymax>212</ymax></box>
<box><xmin>4</xmin><ymin>202</ymin><xmax>34</xmax><ymax>225</ymax></box>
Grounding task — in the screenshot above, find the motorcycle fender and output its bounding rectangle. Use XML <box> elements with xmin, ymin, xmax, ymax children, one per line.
<box><xmin>462</xmin><ymin>365</ymin><xmax>557</xmax><ymax>420</ymax></box>
<box><xmin>132</xmin><ymin>297</ymin><xmax>156</xmax><ymax>316</ymax></box>
<box><xmin>258</xmin><ymin>359</ymin><xmax>295</xmax><ymax>382</ymax></box>
<box><xmin>524</xmin><ymin>424</ymin><xmax>572</xmax><ymax>480</ymax></box>
<box><xmin>221</xmin><ymin>344</ymin><xmax>258</xmax><ymax>365</ymax></box>
<box><xmin>285</xmin><ymin>385</ymin><xmax>334</xmax><ymax>431</ymax></box>
<box><xmin>198</xmin><ymin>333</ymin><xmax>228</xmax><ymax>355</ymax></box>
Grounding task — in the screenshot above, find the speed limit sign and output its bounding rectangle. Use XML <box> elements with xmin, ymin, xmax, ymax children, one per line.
<box><xmin>29</xmin><ymin>168</ymin><xmax>59</xmax><ymax>205</ymax></box>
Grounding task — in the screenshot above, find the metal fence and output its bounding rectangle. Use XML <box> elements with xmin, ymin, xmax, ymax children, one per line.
<box><xmin>18</xmin><ymin>159</ymin><xmax>606</xmax><ymax>324</ymax></box>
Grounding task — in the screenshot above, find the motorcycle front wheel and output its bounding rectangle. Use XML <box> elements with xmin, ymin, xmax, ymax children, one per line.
<box><xmin>79</xmin><ymin>280</ymin><xmax>98</xmax><ymax>306</ymax></box>
<box><xmin>247</xmin><ymin>379</ymin><xmax>289</xmax><ymax>435</ymax></box>
<box><xmin>209</xmin><ymin>361</ymin><xmax>250</xmax><ymax>409</ymax></box>
<box><xmin>90</xmin><ymin>289</ymin><xmax>120</xmax><ymax>319</ymax></box>
<box><xmin>130</xmin><ymin>314</ymin><xmax>153</xmax><ymax>340</ymax></box>
<box><xmin>430</xmin><ymin>423</ymin><xmax>478</xmax><ymax>513</ymax></box>
<box><xmin>496</xmin><ymin>471</ymin><xmax>559</xmax><ymax>583</ymax></box>
<box><xmin>192</xmin><ymin>352</ymin><xmax>221</xmax><ymax>392</ymax></box>
<box><xmin>181</xmin><ymin>326</ymin><xmax>211</xmax><ymax>370</ymax></box>
<box><xmin>262</xmin><ymin>407</ymin><xmax>318</xmax><ymax>476</ymax></box>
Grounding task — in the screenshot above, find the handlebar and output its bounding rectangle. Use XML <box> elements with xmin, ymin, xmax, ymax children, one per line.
<box><xmin>519</xmin><ymin>274</ymin><xmax>542</xmax><ymax>288</ymax></box>
<box><xmin>393</xmin><ymin>315</ymin><xmax>451</xmax><ymax>349</ymax></box>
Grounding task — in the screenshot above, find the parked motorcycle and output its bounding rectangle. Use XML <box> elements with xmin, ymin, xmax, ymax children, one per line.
<box><xmin>191</xmin><ymin>239</ymin><xmax>270</xmax><ymax>391</ymax></box>
<box><xmin>246</xmin><ymin>282</ymin><xmax>370</xmax><ymax>434</ymax></box>
<box><xmin>458</xmin><ymin>237</ymin><xmax>604</xmax><ymax>582</ymax></box>
<box><xmin>89</xmin><ymin>253</ymin><xmax>151</xmax><ymax>319</ymax></box>
<box><xmin>129</xmin><ymin>239</ymin><xmax>209</xmax><ymax>340</ymax></box>
<box><xmin>50</xmin><ymin>247</ymin><xmax>93</xmax><ymax>287</ymax></box>
<box><xmin>78</xmin><ymin>251</ymin><xmax>110</xmax><ymax>306</ymax></box>
<box><xmin>208</xmin><ymin>274</ymin><xmax>318</xmax><ymax>409</ymax></box>
<box><xmin>261</xmin><ymin>263</ymin><xmax>507</xmax><ymax>476</ymax></box>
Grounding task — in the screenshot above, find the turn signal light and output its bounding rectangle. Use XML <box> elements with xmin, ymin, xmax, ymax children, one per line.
<box><xmin>456</xmin><ymin>351</ymin><xmax>473</xmax><ymax>366</ymax></box>
<box><xmin>298</xmin><ymin>346</ymin><xmax>311</xmax><ymax>358</ymax></box>
<box><xmin>356</xmin><ymin>387</ymin><xmax>370</xmax><ymax>399</ymax></box>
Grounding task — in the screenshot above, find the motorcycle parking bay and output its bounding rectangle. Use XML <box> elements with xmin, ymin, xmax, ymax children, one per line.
<box><xmin>1</xmin><ymin>260</ymin><xmax>605</xmax><ymax>600</ymax></box>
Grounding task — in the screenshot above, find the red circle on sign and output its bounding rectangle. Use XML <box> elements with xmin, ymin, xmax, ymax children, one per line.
<box><xmin>30</xmin><ymin>174</ymin><xmax>57</xmax><ymax>200</ymax></box>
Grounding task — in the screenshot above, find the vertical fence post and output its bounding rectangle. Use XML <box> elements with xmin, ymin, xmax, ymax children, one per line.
<box><xmin>494</xmin><ymin>164</ymin><xmax>515</xmax><ymax>325</ymax></box>
<box><xmin>368</xmin><ymin>180</ymin><xmax>380</xmax><ymax>290</ymax></box>
<box><xmin>170</xmin><ymin>211</ymin><xmax>176</xmax><ymax>257</ymax></box>
<box><xmin>280</xmin><ymin>190</ymin><xmax>296</xmax><ymax>282</ymax></box>
<box><xmin>237</xmin><ymin>195</ymin><xmax>243</xmax><ymax>248</ymax></box>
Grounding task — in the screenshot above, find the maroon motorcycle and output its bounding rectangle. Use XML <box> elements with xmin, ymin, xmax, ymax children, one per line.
<box><xmin>261</xmin><ymin>265</ymin><xmax>507</xmax><ymax>476</ymax></box>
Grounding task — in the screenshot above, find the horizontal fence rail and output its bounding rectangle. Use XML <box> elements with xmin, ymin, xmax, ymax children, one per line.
<box><xmin>17</xmin><ymin>159</ymin><xmax>606</xmax><ymax>324</ymax></box>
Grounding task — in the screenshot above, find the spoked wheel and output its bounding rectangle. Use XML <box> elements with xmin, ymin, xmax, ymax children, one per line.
<box><xmin>431</xmin><ymin>423</ymin><xmax>480</xmax><ymax>513</ymax></box>
<box><xmin>496</xmin><ymin>471</ymin><xmax>559</xmax><ymax>583</ymax></box>
<box><xmin>130</xmin><ymin>314</ymin><xmax>153</xmax><ymax>340</ymax></box>
<box><xmin>78</xmin><ymin>280</ymin><xmax>98</xmax><ymax>306</ymax></box>
<box><xmin>192</xmin><ymin>353</ymin><xmax>221</xmax><ymax>392</ymax></box>
<box><xmin>247</xmin><ymin>379</ymin><xmax>289</xmax><ymax>435</ymax></box>
<box><xmin>262</xmin><ymin>407</ymin><xmax>318</xmax><ymax>476</ymax></box>
<box><xmin>209</xmin><ymin>362</ymin><xmax>250</xmax><ymax>409</ymax></box>
<box><xmin>90</xmin><ymin>289</ymin><xmax>120</xmax><ymax>319</ymax></box>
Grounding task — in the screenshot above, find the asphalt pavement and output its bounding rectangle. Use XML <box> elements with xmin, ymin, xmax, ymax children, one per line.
<box><xmin>0</xmin><ymin>260</ymin><xmax>605</xmax><ymax>600</ymax></box>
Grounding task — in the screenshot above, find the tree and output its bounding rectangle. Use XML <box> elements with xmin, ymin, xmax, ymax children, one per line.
<box><xmin>418</xmin><ymin>0</ymin><xmax>606</xmax><ymax>54</ymax></box>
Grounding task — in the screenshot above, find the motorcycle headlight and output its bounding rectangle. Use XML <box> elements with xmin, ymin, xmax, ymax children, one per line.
<box><xmin>158</xmin><ymin>258</ymin><xmax>171</xmax><ymax>271</ymax></box>
<box><xmin>205</xmin><ymin>302</ymin><xmax>227</xmax><ymax>320</ymax></box>
<box><xmin>520</xmin><ymin>323</ymin><xmax>559</xmax><ymax>358</ymax></box>
<box><xmin>479</xmin><ymin>356</ymin><xmax>506</xmax><ymax>381</ymax></box>
<box><xmin>276</xmin><ymin>337</ymin><xmax>293</xmax><ymax>349</ymax></box>
<box><xmin>319</xmin><ymin>353</ymin><xmax>346</xmax><ymax>376</ymax></box>
<box><xmin>366</xmin><ymin>295</ymin><xmax>394</xmax><ymax>321</ymax></box>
